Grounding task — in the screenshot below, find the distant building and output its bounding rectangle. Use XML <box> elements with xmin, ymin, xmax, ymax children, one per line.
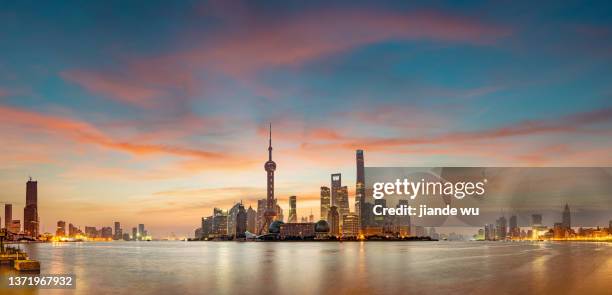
<box><xmin>337</xmin><ymin>186</ymin><xmax>349</xmax><ymax>220</ymax></box>
<box><xmin>114</xmin><ymin>222</ymin><xmax>122</xmax><ymax>240</ymax></box>
<box><xmin>279</xmin><ymin>223</ymin><xmax>315</xmax><ymax>239</ymax></box>
<box><xmin>532</xmin><ymin>214</ymin><xmax>542</xmax><ymax>226</ymax></box>
<box><xmin>275</xmin><ymin>203</ymin><xmax>284</xmax><ymax>222</ymax></box>
<box><xmin>562</xmin><ymin>204</ymin><xmax>571</xmax><ymax>229</ymax></box>
<box><xmin>85</xmin><ymin>226</ymin><xmax>98</xmax><ymax>238</ymax></box>
<box><xmin>341</xmin><ymin>214</ymin><xmax>359</xmax><ymax>237</ymax></box>
<box><xmin>509</xmin><ymin>215</ymin><xmax>519</xmax><ymax>238</ymax></box>
<box><xmin>246</xmin><ymin>206</ymin><xmax>257</xmax><ymax>234</ymax></box>
<box><xmin>256</xmin><ymin>199</ymin><xmax>267</xmax><ymax>233</ymax></box>
<box><xmin>56</xmin><ymin>220</ymin><xmax>66</xmax><ymax>237</ymax></box>
<box><xmin>236</xmin><ymin>204</ymin><xmax>247</xmax><ymax>238</ymax></box>
<box><xmin>132</xmin><ymin>227</ymin><xmax>137</xmax><ymax>240</ymax></box>
<box><xmin>414</xmin><ymin>226</ymin><xmax>426</xmax><ymax>237</ymax></box>
<box><xmin>496</xmin><ymin>216</ymin><xmax>507</xmax><ymax>240</ymax></box>
<box><xmin>484</xmin><ymin>224</ymin><xmax>496</xmax><ymax>241</ymax></box>
<box><xmin>396</xmin><ymin>199</ymin><xmax>411</xmax><ymax>228</ymax></box>
<box><xmin>69</xmin><ymin>223</ymin><xmax>79</xmax><ymax>237</ymax></box>
<box><xmin>4</xmin><ymin>204</ymin><xmax>12</xmax><ymax>230</ymax></box>
<box><xmin>24</xmin><ymin>178</ymin><xmax>39</xmax><ymax>238</ymax></box>
<box><xmin>9</xmin><ymin>220</ymin><xmax>21</xmax><ymax>234</ymax></box>
<box><xmin>195</xmin><ymin>228</ymin><xmax>203</xmax><ymax>239</ymax></box>
<box><xmin>331</xmin><ymin>173</ymin><xmax>341</xmax><ymax>208</ymax></box>
<box><xmin>202</xmin><ymin>216</ymin><xmax>213</xmax><ymax>238</ymax></box>
<box><xmin>356</xmin><ymin>150</ymin><xmax>365</xmax><ymax>228</ymax></box>
<box><xmin>288</xmin><ymin>196</ymin><xmax>297</xmax><ymax>223</ymax></box>
<box><xmin>122</xmin><ymin>233</ymin><xmax>131</xmax><ymax>241</ymax></box>
<box><xmin>100</xmin><ymin>227</ymin><xmax>113</xmax><ymax>239</ymax></box>
<box><xmin>320</xmin><ymin>186</ymin><xmax>331</xmax><ymax>221</ymax></box>
<box><xmin>328</xmin><ymin>206</ymin><xmax>340</xmax><ymax>237</ymax></box>
<box><xmin>227</xmin><ymin>203</ymin><xmax>242</xmax><ymax>237</ymax></box>
<box><xmin>212</xmin><ymin>208</ymin><xmax>228</xmax><ymax>236</ymax></box>
<box><xmin>138</xmin><ymin>224</ymin><xmax>145</xmax><ymax>240</ymax></box>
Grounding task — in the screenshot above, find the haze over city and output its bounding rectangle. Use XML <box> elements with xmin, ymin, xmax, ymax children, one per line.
<box><xmin>1</xmin><ymin>1</ymin><xmax>611</xmax><ymax>236</ymax></box>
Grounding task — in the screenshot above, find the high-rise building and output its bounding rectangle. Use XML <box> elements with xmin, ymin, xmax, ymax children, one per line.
<box><xmin>562</xmin><ymin>203</ymin><xmax>571</xmax><ymax>229</ymax></box>
<box><xmin>320</xmin><ymin>186</ymin><xmax>331</xmax><ymax>221</ymax></box>
<box><xmin>114</xmin><ymin>222</ymin><xmax>122</xmax><ymax>240</ymax></box>
<box><xmin>236</xmin><ymin>204</ymin><xmax>247</xmax><ymax>238</ymax></box>
<box><xmin>337</xmin><ymin>186</ymin><xmax>349</xmax><ymax>219</ymax></box>
<box><xmin>509</xmin><ymin>215</ymin><xmax>519</xmax><ymax>238</ymax></box>
<box><xmin>342</xmin><ymin>214</ymin><xmax>359</xmax><ymax>237</ymax></box>
<box><xmin>24</xmin><ymin>177</ymin><xmax>39</xmax><ymax>238</ymax></box>
<box><xmin>100</xmin><ymin>227</ymin><xmax>113</xmax><ymax>239</ymax></box>
<box><xmin>484</xmin><ymin>224</ymin><xmax>496</xmax><ymax>241</ymax></box>
<box><xmin>246</xmin><ymin>206</ymin><xmax>257</xmax><ymax>233</ymax></box>
<box><xmin>328</xmin><ymin>206</ymin><xmax>340</xmax><ymax>237</ymax></box>
<box><xmin>9</xmin><ymin>220</ymin><xmax>21</xmax><ymax>234</ymax></box>
<box><xmin>356</xmin><ymin>150</ymin><xmax>365</xmax><ymax>228</ymax></box>
<box><xmin>56</xmin><ymin>220</ymin><xmax>66</xmax><ymax>237</ymax></box>
<box><xmin>212</xmin><ymin>208</ymin><xmax>228</xmax><ymax>236</ymax></box>
<box><xmin>132</xmin><ymin>227</ymin><xmax>137</xmax><ymax>240</ymax></box>
<box><xmin>261</xmin><ymin>123</ymin><xmax>278</xmax><ymax>234</ymax></box>
<box><xmin>531</xmin><ymin>214</ymin><xmax>542</xmax><ymax>226</ymax></box>
<box><xmin>84</xmin><ymin>226</ymin><xmax>98</xmax><ymax>238</ymax></box>
<box><xmin>69</xmin><ymin>223</ymin><xmax>78</xmax><ymax>237</ymax></box>
<box><xmin>288</xmin><ymin>196</ymin><xmax>297</xmax><ymax>223</ymax></box>
<box><xmin>275</xmin><ymin>203</ymin><xmax>284</xmax><ymax>222</ymax></box>
<box><xmin>374</xmin><ymin>199</ymin><xmax>386</xmax><ymax>226</ymax></box>
<box><xmin>227</xmin><ymin>203</ymin><xmax>243</xmax><ymax>237</ymax></box>
<box><xmin>201</xmin><ymin>216</ymin><xmax>213</xmax><ymax>238</ymax></box>
<box><xmin>4</xmin><ymin>204</ymin><xmax>12</xmax><ymax>230</ymax></box>
<box><xmin>256</xmin><ymin>199</ymin><xmax>267</xmax><ymax>233</ymax></box>
<box><xmin>331</xmin><ymin>173</ymin><xmax>341</xmax><ymax>207</ymax></box>
<box><xmin>496</xmin><ymin>216</ymin><xmax>507</xmax><ymax>240</ymax></box>
<box><xmin>138</xmin><ymin>224</ymin><xmax>145</xmax><ymax>240</ymax></box>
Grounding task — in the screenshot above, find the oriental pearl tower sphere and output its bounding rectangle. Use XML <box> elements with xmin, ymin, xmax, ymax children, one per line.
<box><xmin>260</xmin><ymin>123</ymin><xmax>277</xmax><ymax>234</ymax></box>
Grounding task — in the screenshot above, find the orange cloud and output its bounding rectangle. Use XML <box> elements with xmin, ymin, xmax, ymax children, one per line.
<box><xmin>0</xmin><ymin>105</ymin><xmax>232</xmax><ymax>161</ymax></box>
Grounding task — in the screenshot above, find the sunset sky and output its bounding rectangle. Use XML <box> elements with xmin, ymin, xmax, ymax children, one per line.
<box><xmin>1</xmin><ymin>1</ymin><xmax>611</xmax><ymax>236</ymax></box>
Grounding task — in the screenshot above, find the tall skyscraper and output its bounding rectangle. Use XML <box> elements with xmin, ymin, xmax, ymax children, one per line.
<box><xmin>288</xmin><ymin>196</ymin><xmax>297</xmax><ymax>223</ymax></box>
<box><xmin>356</xmin><ymin>150</ymin><xmax>365</xmax><ymax>227</ymax></box>
<box><xmin>397</xmin><ymin>199</ymin><xmax>411</xmax><ymax>228</ymax></box>
<box><xmin>138</xmin><ymin>224</ymin><xmax>145</xmax><ymax>240</ymax></box>
<box><xmin>496</xmin><ymin>216</ymin><xmax>507</xmax><ymax>240</ymax></box>
<box><xmin>202</xmin><ymin>216</ymin><xmax>213</xmax><ymax>238</ymax></box>
<box><xmin>236</xmin><ymin>204</ymin><xmax>247</xmax><ymax>238</ymax></box>
<box><xmin>132</xmin><ymin>227</ymin><xmax>137</xmax><ymax>240</ymax></box>
<box><xmin>509</xmin><ymin>215</ymin><xmax>518</xmax><ymax>238</ymax></box>
<box><xmin>114</xmin><ymin>222</ymin><xmax>122</xmax><ymax>240</ymax></box>
<box><xmin>246</xmin><ymin>206</ymin><xmax>257</xmax><ymax>233</ymax></box>
<box><xmin>4</xmin><ymin>204</ymin><xmax>12</xmax><ymax>230</ymax></box>
<box><xmin>256</xmin><ymin>199</ymin><xmax>266</xmax><ymax>233</ymax></box>
<box><xmin>562</xmin><ymin>203</ymin><xmax>571</xmax><ymax>229</ymax></box>
<box><xmin>24</xmin><ymin>177</ymin><xmax>39</xmax><ymax>238</ymax></box>
<box><xmin>56</xmin><ymin>220</ymin><xmax>66</xmax><ymax>237</ymax></box>
<box><xmin>320</xmin><ymin>186</ymin><xmax>330</xmax><ymax>221</ymax></box>
<box><xmin>331</xmin><ymin>173</ymin><xmax>341</xmax><ymax>207</ymax></box>
<box><xmin>261</xmin><ymin>123</ymin><xmax>277</xmax><ymax>234</ymax></box>
<box><xmin>337</xmin><ymin>186</ymin><xmax>349</xmax><ymax>219</ymax></box>
<box><xmin>227</xmin><ymin>203</ymin><xmax>243</xmax><ymax>237</ymax></box>
<box><xmin>328</xmin><ymin>206</ymin><xmax>340</xmax><ymax>237</ymax></box>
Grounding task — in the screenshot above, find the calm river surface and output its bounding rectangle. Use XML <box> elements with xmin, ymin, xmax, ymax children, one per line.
<box><xmin>1</xmin><ymin>241</ymin><xmax>611</xmax><ymax>294</ymax></box>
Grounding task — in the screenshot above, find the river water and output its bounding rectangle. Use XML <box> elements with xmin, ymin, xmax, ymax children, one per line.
<box><xmin>1</xmin><ymin>241</ymin><xmax>611</xmax><ymax>294</ymax></box>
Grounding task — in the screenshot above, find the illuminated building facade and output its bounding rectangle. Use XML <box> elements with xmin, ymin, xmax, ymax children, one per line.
<box><xmin>331</xmin><ymin>173</ymin><xmax>341</xmax><ymax>207</ymax></box>
<box><xmin>320</xmin><ymin>186</ymin><xmax>330</xmax><ymax>221</ymax></box>
<box><xmin>288</xmin><ymin>196</ymin><xmax>297</xmax><ymax>223</ymax></box>
<box><xmin>114</xmin><ymin>222</ymin><xmax>122</xmax><ymax>240</ymax></box>
<box><xmin>337</xmin><ymin>186</ymin><xmax>349</xmax><ymax>220</ymax></box>
<box><xmin>246</xmin><ymin>206</ymin><xmax>256</xmax><ymax>233</ymax></box>
<box><xmin>328</xmin><ymin>206</ymin><xmax>340</xmax><ymax>237</ymax></box>
<box><xmin>562</xmin><ymin>204</ymin><xmax>571</xmax><ymax>229</ymax></box>
<box><xmin>279</xmin><ymin>223</ymin><xmax>315</xmax><ymax>239</ymax></box>
<box><xmin>56</xmin><ymin>220</ymin><xmax>66</xmax><ymax>237</ymax></box>
<box><xmin>341</xmin><ymin>214</ymin><xmax>359</xmax><ymax>237</ymax></box>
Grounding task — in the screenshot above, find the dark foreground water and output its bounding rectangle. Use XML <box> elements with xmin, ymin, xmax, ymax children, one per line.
<box><xmin>1</xmin><ymin>241</ymin><xmax>611</xmax><ymax>295</ymax></box>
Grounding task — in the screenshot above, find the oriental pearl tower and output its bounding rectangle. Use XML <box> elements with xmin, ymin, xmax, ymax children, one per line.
<box><xmin>260</xmin><ymin>123</ymin><xmax>277</xmax><ymax>234</ymax></box>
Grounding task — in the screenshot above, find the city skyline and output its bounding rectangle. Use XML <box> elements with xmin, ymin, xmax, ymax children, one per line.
<box><xmin>1</xmin><ymin>2</ymin><xmax>612</xmax><ymax>236</ymax></box>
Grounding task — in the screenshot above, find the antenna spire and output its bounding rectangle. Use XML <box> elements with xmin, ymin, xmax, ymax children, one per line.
<box><xmin>268</xmin><ymin>123</ymin><xmax>272</xmax><ymax>161</ymax></box>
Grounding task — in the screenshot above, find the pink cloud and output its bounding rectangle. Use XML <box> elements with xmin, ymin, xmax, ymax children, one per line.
<box><xmin>62</xmin><ymin>8</ymin><xmax>510</xmax><ymax>107</ymax></box>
